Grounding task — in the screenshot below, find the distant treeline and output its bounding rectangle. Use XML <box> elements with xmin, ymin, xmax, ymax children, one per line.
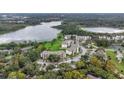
<box><xmin>2</xmin><ymin>13</ymin><xmax>124</xmax><ymax>27</ymax></box>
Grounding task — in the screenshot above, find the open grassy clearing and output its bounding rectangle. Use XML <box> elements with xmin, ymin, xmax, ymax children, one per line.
<box><xmin>44</xmin><ymin>34</ymin><xmax>64</xmax><ymax>51</ymax></box>
<box><xmin>106</xmin><ymin>50</ymin><xmax>124</xmax><ymax>74</ymax></box>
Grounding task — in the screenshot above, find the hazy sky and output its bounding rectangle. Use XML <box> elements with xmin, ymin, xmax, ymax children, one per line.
<box><xmin>0</xmin><ymin>0</ymin><xmax>124</xmax><ymax>13</ymax></box>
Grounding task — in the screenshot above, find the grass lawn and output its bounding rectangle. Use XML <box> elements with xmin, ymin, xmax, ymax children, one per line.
<box><xmin>106</xmin><ymin>50</ymin><xmax>116</xmax><ymax>62</ymax></box>
<box><xmin>44</xmin><ymin>34</ymin><xmax>64</xmax><ymax>51</ymax></box>
<box><xmin>106</xmin><ymin>50</ymin><xmax>124</xmax><ymax>74</ymax></box>
<box><xmin>5</xmin><ymin>56</ymin><xmax>12</xmax><ymax>60</ymax></box>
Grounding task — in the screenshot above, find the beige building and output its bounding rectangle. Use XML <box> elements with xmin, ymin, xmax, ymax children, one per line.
<box><xmin>61</xmin><ymin>40</ymin><xmax>74</xmax><ymax>48</ymax></box>
<box><xmin>40</xmin><ymin>51</ymin><xmax>66</xmax><ymax>61</ymax></box>
<box><xmin>66</xmin><ymin>44</ymin><xmax>80</xmax><ymax>55</ymax></box>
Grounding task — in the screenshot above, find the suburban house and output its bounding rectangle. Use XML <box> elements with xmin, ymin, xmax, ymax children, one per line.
<box><xmin>40</xmin><ymin>51</ymin><xmax>66</xmax><ymax>61</ymax></box>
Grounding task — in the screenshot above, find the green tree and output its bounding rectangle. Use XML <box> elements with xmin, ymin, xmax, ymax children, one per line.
<box><xmin>23</xmin><ymin>63</ymin><xmax>35</xmax><ymax>76</ymax></box>
<box><xmin>8</xmin><ymin>71</ymin><xmax>26</xmax><ymax>79</ymax></box>
<box><xmin>46</xmin><ymin>64</ymin><xmax>55</xmax><ymax>71</ymax></box>
<box><xmin>90</xmin><ymin>56</ymin><xmax>102</xmax><ymax>67</ymax></box>
<box><xmin>81</xmin><ymin>54</ymin><xmax>89</xmax><ymax>62</ymax></box>
<box><xmin>64</xmin><ymin>70</ymin><xmax>85</xmax><ymax>79</ymax></box>
<box><xmin>48</xmin><ymin>54</ymin><xmax>60</xmax><ymax>62</ymax></box>
<box><xmin>95</xmin><ymin>39</ymin><xmax>111</xmax><ymax>47</ymax></box>
<box><xmin>42</xmin><ymin>71</ymin><xmax>57</xmax><ymax>79</ymax></box>
<box><xmin>36</xmin><ymin>44</ymin><xmax>46</xmax><ymax>53</ymax></box>
<box><xmin>105</xmin><ymin>60</ymin><xmax>116</xmax><ymax>73</ymax></box>
<box><xmin>75</xmin><ymin>61</ymin><xmax>85</xmax><ymax>69</ymax></box>
<box><xmin>27</xmin><ymin>50</ymin><xmax>39</xmax><ymax>62</ymax></box>
<box><xmin>18</xmin><ymin>54</ymin><xmax>31</xmax><ymax>68</ymax></box>
<box><xmin>23</xmin><ymin>63</ymin><xmax>39</xmax><ymax>76</ymax></box>
<box><xmin>58</xmin><ymin>63</ymin><xmax>72</xmax><ymax>71</ymax></box>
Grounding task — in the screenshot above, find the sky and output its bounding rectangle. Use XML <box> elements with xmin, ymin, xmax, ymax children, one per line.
<box><xmin>0</xmin><ymin>0</ymin><xmax>124</xmax><ymax>13</ymax></box>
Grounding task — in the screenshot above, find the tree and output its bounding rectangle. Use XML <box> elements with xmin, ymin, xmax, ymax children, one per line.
<box><xmin>94</xmin><ymin>67</ymin><xmax>108</xmax><ymax>78</ymax></box>
<box><xmin>64</xmin><ymin>70</ymin><xmax>85</xmax><ymax>79</ymax></box>
<box><xmin>75</xmin><ymin>61</ymin><xmax>85</xmax><ymax>69</ymax></box>
<box><xmin>48</xmin><ymin>54</ymin><xmax>60</xmax><ymax>62</ymax></box>
<box><xmin>90</xmin><ymin>56</ymin><xmax>102</xmax><ymax>67</ymax></box>
<box><xmin>7</xmin><ymin>54</ymin><xmax>20</xmax><ymax>71</ymax></box>
<box><xmin>105</xmin><ymin>60</ymin><xmax>116</xmax><ymax>73</ymax></box>
<box><xmin>87</xmin><ymin>64</ymin><xmax>107</xmax><ymax>78</ymax></box>
<box><xmin>13</xmin><ymin>47</ymin><xmax>21</xmax><ymax>54</ymax></box>
<box><xmin>11</xmin><ymin>54</ymin><xmax>20</xmax><ymax>65</ymax></box>
<box><xmin>95</xmin><ymin>39</ymin><xmax>111</xmax><ymax>47</ymax></box>
<box><xmin>36</xmin><ymin>44</ymin><xmax>46</xmax><ymax>53</ymax></box>
<box><xmin>23</xmin><ymin>62</ymin><xmax>39</xmax><ymax>76</ymax></box>
<box><xmin>58</xmin><ymin>63</ymin><xmax>72</xmax><ymax>71</ymax></box>
<box><xmin>23</xmin><ymin>63</ymin><xmax>35</xmax><ymax>76</ymax></box>
<box><xmin>42</xmin><ymin>71</ymin><xmax>58</xmax><ymax>79</ymax></box>
<box><xmin>81</xmin><ymin>54</ymin><xmax>89</xmax><ymax>62</ymax></box>
<box><xmin>27</xmin><ymin>50</ymin><xmax>39</xmax><ymax>62</ymax></box>
<box><xmin>8</xmin><ymin>71</ymin><xmax>26</xmax><ymax>79</ymax></box>
<box><xmin>107</xmin><ymin>73</ymin><xmax>117</xmax><ymax>79</ymax></box>
<box><xmin>18</xmin><ymin>54</ymin><xmax>31</xmax><ymax>68</ymax></box>
<box><xmin>7</xmin><ymin>42</ymin><xmax>17</xmax><ymax>49</ymax></box>
<box><xmin>46</xmin><ymin>64</ymin><xmax>55</xmax><ymax>71</ymax></box>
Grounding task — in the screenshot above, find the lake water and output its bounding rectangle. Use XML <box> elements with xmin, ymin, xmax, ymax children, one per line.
<box><xmin>109</xmin><ymin>45</ymin><xmax>124</xmax><ymax>51</ymax></box>
<box><xmin>0</xmin><ymin>21</ymin><xmax>61</xmax><ymax>44</ymax></box>
<box><xmin>83</xmin><ymin>27</ymin><xmax>124</xmax><ymax>33</ymax></box>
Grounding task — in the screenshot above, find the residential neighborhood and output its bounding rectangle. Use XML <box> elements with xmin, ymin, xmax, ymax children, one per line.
<box><xmin>39</xmin><ymin>34</ymin><xmax>124</xmax><ymax>71</ymax></box>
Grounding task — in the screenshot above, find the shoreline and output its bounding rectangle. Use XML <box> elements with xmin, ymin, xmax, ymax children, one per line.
<box><xmin>0</xmin><ymin>21</ymin><xmax>62</xmax><ymax>45</ymax></box>
<box><xmin>82</xmin><ymin>27</ymin><xmax>124</xmax><ymax>34</ymax></box>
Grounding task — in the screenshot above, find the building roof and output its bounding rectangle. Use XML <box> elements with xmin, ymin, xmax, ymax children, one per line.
<box><xmin>87</xmin><ymin>74</ymin><xmax>101</xmax><ymax>79</ymax></box>
<box><xmin>64</xmin><ymin>35</ymin><xmax>71</xmax><ymax>39</ymax></box>
<box><xmin>62</xmin><ymin>40</ymin><xmax>74</xmax><ymax>45</ymax></box>
<box><xmin>67</xmin><ymin>43</ymin><xmax>79</xmax><ymax>52</ymax></box>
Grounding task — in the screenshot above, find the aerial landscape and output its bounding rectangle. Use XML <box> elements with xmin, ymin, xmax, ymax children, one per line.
<box><xmin>0</xmin><ymin>13</ymin><xmax>124</xmax><ymax>79</ymax></box>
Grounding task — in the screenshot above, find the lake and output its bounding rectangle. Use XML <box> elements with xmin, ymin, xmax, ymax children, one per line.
<box><xmin>83</xmin><ymin>27</ymin><xmax>124</xmax><ymax>33</ymax></box>
<box><xmin>0</xmin><ymin>21</ymin><xmax>61</xmax><ymax>44</ymax></box>
<box><xmin>109</xmin><ymin>45</ymin><xmax>124</xmax><ymax>51</ymax></box>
